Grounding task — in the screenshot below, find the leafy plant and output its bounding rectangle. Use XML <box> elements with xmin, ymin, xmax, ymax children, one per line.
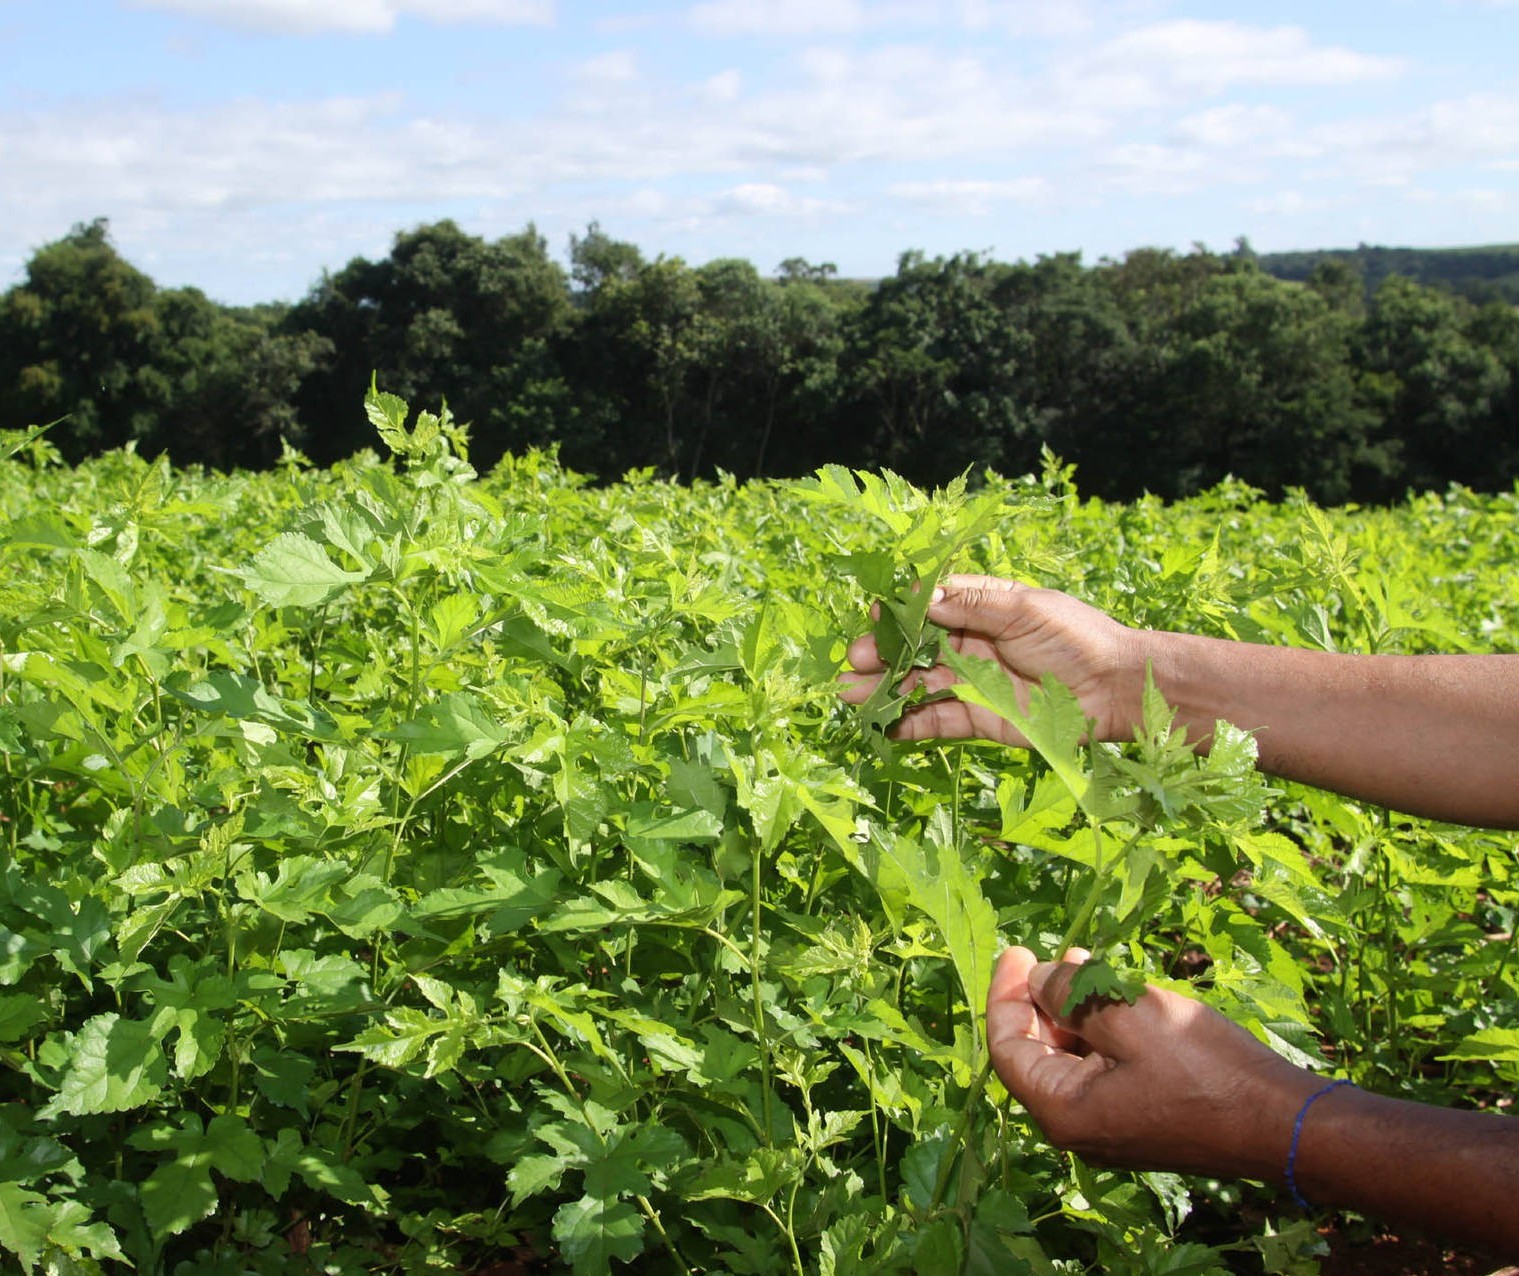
<box><xmin>0</xmin><ymin>395</ymin><xmax>1511</xmax><ymax>1275</ymax></box>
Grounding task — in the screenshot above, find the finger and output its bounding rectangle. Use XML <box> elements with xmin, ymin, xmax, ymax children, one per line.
<box><xmin>889</xmin><ymin>689</ymin><xmax>1031</xmax><ymax>748</ymax></box>
<box><xmin>888</xmin><ymin>696</ymin><xmax>987</xmax><ymax>743</ymax></box>
<box><xmin>1027</xmin><ymin>959</ymin><xmax>1147</xmax><ymax>1060</ymax></box>
<box><xmin>989</xmin><ymin>946</ymin><xmax>1083</xmax><ymax>1050</ymax></box>
<box><xmin>836</xmin><ymin>669</ymin><xmax>883</xmax><ymax>705</ymax></box>
<box><xmin>986</xmin><ymin>948</ymin><xmax>1089</xmax><ymax>1106</ymax></box>
<box><xmin>928</xmin><ymin>576</ymin><xmax>1032</xmax><ymax>636</ymax></box>
<box><xmin>844</xmin><ymin>632</ymin><xmax>885</xmax><ymax>673</ymax></box>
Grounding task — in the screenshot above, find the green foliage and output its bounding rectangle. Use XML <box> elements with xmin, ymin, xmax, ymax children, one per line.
<box><xmin>8</xmin><ymin>221</ymin><xmax>1518</xmax><ymax>501</ymax></box>
<box><xmin>0</xmin><ymin>390</ymin><xmax>1514</xmax><ymax>1275</ymax></box>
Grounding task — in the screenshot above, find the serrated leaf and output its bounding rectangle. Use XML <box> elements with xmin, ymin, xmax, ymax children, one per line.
<box><xmin>858</xmin><ymin>818</ymin><xmax>999</xmax><ymax>1043</ymax></box>
<box><xmin>237</xmin><ymin>532</ymin><xmax>367</xmax><ymax>608</ymax></box>
<box><xmin>1439</xmin><ymin>1027</ymin><xmax>1519</xmax><ymax>1064</ymax></box>
<box><xmin>40</xmin><ymin>1014</ymin><xmax>166</xmax><ymax>1117</ymax></box>
<box><xmin>236</xmin><ymin>856</ymin><xmax>350</xmax><ymax>924</ymax></box>
<box><xmin>386</xmin><ymin>692</ymin><xmax>514</xmax><ymax>759</ymax></box>
<box><xmin>552</xmin><ymin>1195</ymin><xmax>645</xmax><ymax>1275</ymax></box>
<box><xmin>942</xmin><ymin>652</ymin><xmax>1092</xmax><ymax>808</ymax></box>
<box><xmin>139</xmin><ymin>1154</ymin><xmax>216</xmax><ymax>1238</ymax></box>
<box><xmin>1059</xmin><ymin>958</ymin><xmax>1148</xmax><ymax>1017</ymax></box>
<box><xmin>0</xmin><ymin>1182</ymin><xmax>50</xmax><ymax>1273</ymax></box>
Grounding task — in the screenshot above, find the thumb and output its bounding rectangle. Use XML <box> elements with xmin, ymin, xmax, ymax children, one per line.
<box><xmin>1027</xmin><ymin>960</ymin><xmax>1141</xmax><ymax>1060</ymax></box>
<box><xmin>928</xmin><ymin>575</ymin><xmax>1030</xmax><ymax>635</ymax></box>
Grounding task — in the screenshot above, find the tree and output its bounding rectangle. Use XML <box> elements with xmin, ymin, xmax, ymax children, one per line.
<box><xmin>0</xmin><ymin>219</ymin><xmax>163</xmax><ymax>457</ymax></box>
<box><xmin>286</xmin><ymin>220</ymin><xmax>574</xmax><ymax>468</ymax></box>
<box><xmin>840</xmin><ymin>251</ymin><xmax>1037</xmax><ymax>484</ymax></box>
<box><xmin>1357</xmin><ymin>277</ymin><xmax>1514</xmax><ymax>494</ymax></box>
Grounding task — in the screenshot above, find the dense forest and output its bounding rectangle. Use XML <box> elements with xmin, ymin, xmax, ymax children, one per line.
<box><xmin>2</xmin><ymin>218</ymin><xmax>1517</xmax><ymax>503</ymax></box>
<box><xmin>1259</xmin><ymin>241</ymin><xmax>1519</xmax><ymax>305</ymax></box>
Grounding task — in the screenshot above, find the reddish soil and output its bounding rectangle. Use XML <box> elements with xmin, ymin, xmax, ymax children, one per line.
<box><xmin>1318</xmin><ymin>1227</ymin><xmax>1515</xmax><ymax>1276</ymax></box>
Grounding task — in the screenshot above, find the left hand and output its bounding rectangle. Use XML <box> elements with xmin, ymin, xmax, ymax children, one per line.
<box><xmin>986</xmin><ymin>947</ymin><xmax>1318</xmax><ymax>1179</ymax></box>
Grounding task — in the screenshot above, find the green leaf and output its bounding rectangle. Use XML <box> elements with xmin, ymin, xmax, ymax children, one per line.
<box><xmin>263</xmin><ymin>1129</ymin><xmax>386</xmax><ymax>1209</ymax></box>
<box><xmin>943</xmin><ymin>651</ymin><xmax>1092</xmax><ymax>808</ymax></box>
<box><xmin>0</xmin><ymin>996</ymin><xmax>48</xmax><ymax>1043</ymax></box>
<box><xmin>552</xmin><ymin>1196</ymin><xmax>644</xmax><ymax>1275</ymax></box>
<box><xmin>40</xmin><ymin>1014</ymin><xmax>167</xmax><ymax>1117</ymax></box>
<box><xmin>386</xmin><ymin>691</ymin><xmax>515</xmax><ymax>759</ymax></box>
<box><xmin>857</xmin><ymin>818</ymin><xmax>999</xmax><ymax>1042</ymax></box>
<box><xmin>1439</xmin><ymin>1027</ymin><xmax>1519</xmax><ymax>1064</ymax></box>
<box><xmin>250</xmin><ymin>1049</ymin><xmax>317</xmax><ymax>1118</ymax></box>
<box><xmin>237</xmin><ymin>532</ymin><xmax>367</xmax><ymax>608</ymax></box>
<box><xmin>236</xmin><ymin>856</ymin><xmax>351</xmax><ymax>924</ymax></box>
<box><xmin>0</xmin><ymin>1182</ymin><xmax>50</xmax><ymax>1274</ymax></box>
<box><xmin>138</xmin><ymin>1154</ymin><xmax>216</xmax><ymax>1238</ymax></box>
<box><xmin>687</xmin><ymin>1147</ymin><xmax>802</xmax><ymax>1207</ymax></box>
<box><xmin>168</xmin><ymin>670</ymin><xmax>338</xmax><ymax>739</ymax></box>
<box><xmin>1058</xmin><ymin>957</ymin><xmax>1149</xmax><ymax>1017</ymax></box>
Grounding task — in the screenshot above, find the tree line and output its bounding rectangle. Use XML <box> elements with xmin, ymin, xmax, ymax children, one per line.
<box><xmin>3</xmin><ymin>217</ymin><xmax>1517</xmax><ymax>503</ymax></box>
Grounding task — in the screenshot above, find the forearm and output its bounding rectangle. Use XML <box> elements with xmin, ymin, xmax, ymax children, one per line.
<box><xmin>1131</xmin><ymin>631</ymin><xmax>1519</xmax><ymax>827</ymax></box>
<box><xmin>1287</xmin><ymin>1083</ymin><xmax>1519</xmax><ymax>1257</ymax></box>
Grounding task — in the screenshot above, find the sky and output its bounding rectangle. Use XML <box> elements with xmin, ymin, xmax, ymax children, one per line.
<box><xmin>1</xmin><ymin>0</ymin><xmax>1516</xmax><ymax>307</ymax></box>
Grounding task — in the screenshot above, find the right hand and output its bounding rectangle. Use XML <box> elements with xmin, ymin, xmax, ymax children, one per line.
<box><xmin>837</xmin><ymin>575</ymin><xmax>1143</xmax><ymax>746</ymax></box>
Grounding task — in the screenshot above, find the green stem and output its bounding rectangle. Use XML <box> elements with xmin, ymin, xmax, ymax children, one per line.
<box><xmin>338</xmin><ymin>1058</ymin><xmax>372</xmax><ymax>1162</ymax></box>
<box><xmin>759</xmin><ymin>1201</ymin><xmax>806</xmax><ymax>1276</ymax></box>
<box><xmin>635</xmin><ymin>1194</ymin><xmax>693</xmax><ymax>1276</ymax></box>
<box><xmin>751</xmin><ymin>840</ymin><xmax>775</xmax><ymax>1146</ymax></box>
<box><xmin>928</xmin><ymin>1055</ymin><xmax>995</xmax><ymax>1214</ymax></box>
<box><xmin>864</xmin><ymin>1037</ymin><xmax>889</xmax><ymax>1204</ymax></box>
<box><xmin>1057</xmin><ymin>825</ymin><xmax>1141</xmax><ymax>955</ymax></box>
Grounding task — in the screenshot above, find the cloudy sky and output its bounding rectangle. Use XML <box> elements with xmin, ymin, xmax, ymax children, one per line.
<box><xmin>2</xmin><ymin>0</ymin><xmax>1516</xmax><ymax>306</ymax></box>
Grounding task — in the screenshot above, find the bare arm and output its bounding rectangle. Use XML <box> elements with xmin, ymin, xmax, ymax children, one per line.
<box><xmin>839</xmin><ymin>575</ymin><xmax>1519</xmax><ymax>828</ymax></box>
<box><xmin>988</xmin><ymin>948</ymin><xmax>1519</xmax><ymax>1257</ymax></box>
<box><xmin>1140</xmin><ymin>631</ymin><xmax>1519</xmax><ymax>828</ymax></box>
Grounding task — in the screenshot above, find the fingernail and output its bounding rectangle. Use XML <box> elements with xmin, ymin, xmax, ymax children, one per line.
<box><xmin>930</xmin><ymin>587</ymin><xmax>945</xmax><ymax>603</ymax></box>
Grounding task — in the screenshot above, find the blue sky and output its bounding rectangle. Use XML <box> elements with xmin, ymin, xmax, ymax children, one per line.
<box><xmin>1</xmin><ymin>0</ymin><xmax>1516</xmax><ymax>305</ymax></box>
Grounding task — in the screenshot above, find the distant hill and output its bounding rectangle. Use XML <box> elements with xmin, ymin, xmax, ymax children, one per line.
<box><xmin>1258</xmin><ymin>242</ymin><xmax>1519</xmax><ymax>304</ymax></box>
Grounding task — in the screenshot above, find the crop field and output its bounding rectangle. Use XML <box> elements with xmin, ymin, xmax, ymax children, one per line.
<box><xmin>0</xmin><ymin>394</ymin><xmax>1515</xmax><ymax>1275</ymax></box>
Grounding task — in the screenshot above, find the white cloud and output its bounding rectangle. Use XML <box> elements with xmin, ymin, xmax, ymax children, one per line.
<box><xmin>1244</xmin><ymin>189</ymin><xmax>1342</xmax><ymax>216</ymax></box>
<box><xmin>575</xmin><ymin>50</ymin><xmax>641</xmax><ymax>87</ymax></box>
<box><xmin>686</xmin><ymin>0</ymin><xmax>1144</xmax><ymax>39</ymax></box>
<box><xmin>707</xmin><ymin>182</ymin><xmax>847</xmax><ymax>216</ymax></box>
<box><xmin>689</xmin><ymin>0</ymin><xmax>901</xmax><ymax>36</ymax></box>
<box><xmin>888</xmin><ymin>177</ymin><xmax>1054</xmax><ymax>214</ymax></box>
<box><xmin>953</xmin><ymin>0</ymin><xmax>1102</xmax><ymax>38</ymax></box>
<box><xmin>1170</xmin><ymin>104</ymin><xmax>1298</xmax><ymax>149</ymax></box>
<box><xmin>699</xmin><ymin>69</ymin><xmax>743</xmax><ymax>104</ymax></box>
<box><xmin>1058</xmin><ymin>20</ymin><xmax>1404</xmax><ymax>112</ymax></box>
<box><xmin>1304</xmin><ymin>92</ymin><xmax>1519</xmax><ymax>184</ymax></box>
<box><xmin>1404</xmin><ymin>186</ymin><xmax>1513</xmax><ymax>213</ymax></box>
<box><xmin>126</xmin><ymin>0</ymin><xmax>554</xmax><ymax>35</ymax></box>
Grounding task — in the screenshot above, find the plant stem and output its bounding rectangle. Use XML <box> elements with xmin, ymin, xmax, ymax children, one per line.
<box><xmin>1057</xmin><ymin>825</ymin><xmax>1141</xmax><ymax>955</ymax></box>
<box><xmin>928</xmin><ymin>1054</ymin><xmax>994</xmax><ymax>1214</ymax></box>
<box><xmin>751</xmin><ymin>839</ymin><xmax>775</xmax><ymax>1145</ymax></box>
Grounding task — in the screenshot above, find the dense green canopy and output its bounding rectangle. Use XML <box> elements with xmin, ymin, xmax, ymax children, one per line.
<box><xmin>3</xmin><ymin>219</ymin><xmax>1516</xmax><ymax>502</ymax></box>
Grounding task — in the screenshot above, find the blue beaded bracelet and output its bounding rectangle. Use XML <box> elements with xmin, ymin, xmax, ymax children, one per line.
<box><xmin>1285</xmin><ymin>1078</ymin><xmax>1353</xmax><ymax>1210</ymax></box>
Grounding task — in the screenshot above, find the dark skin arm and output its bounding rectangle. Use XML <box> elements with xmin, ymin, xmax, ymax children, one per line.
<box><xmin>839</xmin><ymin>574</ymin><xmax>1519</xmax><ymax>828</ymax></box>
<box><xmin>988</xmin><ymin>947</ymin><xmax>1519</xmax><ymax>1258</ymax></box>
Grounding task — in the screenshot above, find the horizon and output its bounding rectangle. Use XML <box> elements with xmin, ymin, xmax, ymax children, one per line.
<box><xmin>3</xmin><ymin>0</ymin><xmax>1516</xmax><ymax>308</ymax></box>
<box><xmin>21</xmin><ymin>214</ymin><xmax>1519</xmax><ymax>311</ymax></box>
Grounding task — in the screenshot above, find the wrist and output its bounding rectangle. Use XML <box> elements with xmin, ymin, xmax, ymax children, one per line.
<box><xmin>1223</xmin><ymin>1060</ymin><xmax>1329</xmax><ymax>1185</ymax></box>
<box><xmin>1108</xmin><ymin>625</ymin><xmax>1172</xmax><ymax>741</ymax></box>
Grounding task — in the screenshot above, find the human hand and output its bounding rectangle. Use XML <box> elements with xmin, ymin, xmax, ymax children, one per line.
<box><xmin>985</xmin><ymin>947</ymin><xmax>1318</xmax><ymax>1179</ymax></box>
<box><xmin>837</xmin><ymin>575</ymin><xmax>1143</xmax><ymax>747</ymax></box>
